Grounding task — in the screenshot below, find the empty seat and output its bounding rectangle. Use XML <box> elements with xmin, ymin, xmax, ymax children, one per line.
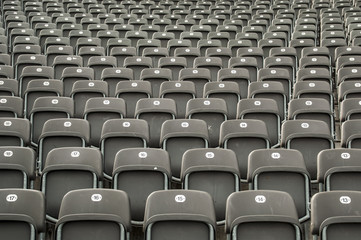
<box><xmin>38</xmin><ymin>118</ymin><xmax>89</xmax><ymax>173</ymax></box>
<box><xmin>288</xmin><ymin>98</ymin><xmax>334</xmax><ymax>136</ymax></box>
<box><xmin>61</xmin><ymin>67</ymin><xmax>94</xmax><ymax>97</ymax></box>
<box><xmin>293</xmin><ymin>81</ymin><xmax>333</xmax><ymax>108</ymax></box>
<box><xmin>84</xmin><ymin>97</ymin><xmax>125</xmax><ymax>147</ymax></box>
<box><xmin>0</xmin><ymin>146</ymin><xmax>36</xmax><ymax>189</ymax></box>
<box><xmin>311</xmin><ymin>191</ymin><xmax>361</xmax><ymax>240</ymax></box>
<box><xmin>115</xmin><ymin>80</ymin><xmax>151</xmax><ymax>118</ymax></box>
<box><xmin>87</xmin><ymin>56</ymin><xmax>117</xmax><ymax>80</ymax></box>
<box><xmin>41</xmin><ymin>147</ymin><xmax>102</xmax><ymax>222</ymax></box>
<box><xmin>174</xmin><ymin>47</ymin><xmax>201</xmax><ymax>68</ymax></box>
<box><xmin>159</xmin><ymin>81</ymin><xmax>196</xmax><ymax>119</ymax></box>
<box><xmin>341</xmin><ymin>119</ymin><xmax>361</xmax><ymax>149</ymax></box>
<box><xmin>29</xmin><ymin>97</ymin><xmax>73</xmax><ymax>146</ymax></box>
<box><xmin>229</xmin><ymin>57</ymin><xmax>259</xmax><ymax>82</ymax></box>
<box><xmin>70</xmin><ymin>80</ymin><xmax>108</xmax><ymax>118</ymax></box>
<box><xmin>158</xmin><ymin>57</ymin><xmax>187</xmax><ymax>81</ymax></box>
<box><xmin>160</xmin><ymin>119</ymin><xmax>209</xmax><ymax>181</ymax></box>
<box><xmin>0</xmin><ymin>96</ymin><xmax>23</xmax><ymax>118</ymax></box>
<box><xmin>53</xmin><ymin>55</ymin><xmax>83</xmax><ymax>81</ymax></box>
<box><xmin>237</xmin><ymin>98</ymin><xmax>281</xmax><ymax>147</ymax></box>
<box><xmin>186</xmin><ymin>98</ymin><xmax>228</xmax><ymax>147</ymax></box>
<box><xmin>226</xmin><ymin>190</ymin><xmax>302</xmax><ymax>240</ymax></box>
<box><xmin>0</xmin><ymin>118</ymin><xmax>30</xmax><ymax>147</ymax></box>
<box><xmin>203</xmin><ymin>81</ymin><xmax>240</xmax><ymax>119</ymax></box>
<box><xmin>55</xmin><ymin>189</ymin><xmax>131</xmax><ymax>240</ymax></box>
<box><xmin>140</xmin><ymin>68</ymin><xmax>172</xmax><ymax>97</ymax></box>
<box><xmin>0</xmin><ymin>189</ymin><xmax>45</xmax><ymax>240</ymax></box>
<box><xmin>0</xmin><ymin>79</ymin><xmax>18</xmax><ymax>96</ymax></box>
<box><xmin>318</xmin><ymin>149</ymin><xmax>361</xmax><ymax>191</ymax></box>
<box><xmin>113</xmin><ymin>148</ymin><xmax>170</xmax><ymax>225</ymax></box>
<box><xmin>248</xmin><ymin>149</ymin><xmax>311</xmax><ymax>222</ymax></box>
<box><xmin>18</xmin><ymin>65</ymin><xmax>53</xmax><ymax>97</ymax></box>
<box><xmin>179</xmin><ymin>68</ymin><xmax>212</xmax><ymax>98</ymax></box>
<box><xmin>248</xmin><ymin>81</ymin><xmax>288</xmax><ymax>121</ymax></box>
<box><xmin>144</xmin><ymin>190</ymin><xmax>216</xmax><ymax>240</ymax></box>
<box><xmin>220</xmin><ymin>119</ymin><xmax>270</xmax><ymax>181</ymax></box>
<box><xmin>23</xmin><ymin>79</ymin><xmax>63</xmax><ymax>118</ymax></box>
<box><xmin>281</xmin><ymin>120</ymin><xmax>334</xmax><ymax>182</ymax></box>
<box><xmin>193</xmin><ymin>57</ymin><xmax>223</xmax><ymax>82</ymax></box>
<box><xmin>124</xmin><ymin>56</ymin><xmax>153</xmax><ymax>80</ymax></box>
<box><xmin>181</xmin><ymin>148</ymin><xmax>240</xmax><ymax>224</ymax></box>
<box><xmin>135</xmin><ymin>98</ymin><xmax>176</xmax><ymax>148</ymax></box>
<box><xmin>100</xmin><ymin>119</ymin><xmax>149</xmax><ymax>180</ymax></box>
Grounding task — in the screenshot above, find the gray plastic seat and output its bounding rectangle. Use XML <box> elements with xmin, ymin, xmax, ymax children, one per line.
<box><xmin>0</xmin><ymin>79</ymin><xmax>18</xmax><ymax>96</ymax></box>
<box><xmin>338</xmin><ymin>81</ymin><xmax>361</xmax><ymax>103</ymax></box>
<box><xmin>113</xmin><ymin>148</ymin><xmax>170</xmax><ymax>225</ymax></box>
<box><xmin>0</xmin><ymin>146</ymin><xmax>36</xmax><ymax>189</ymax></box>
<box><xmin>0</xmin><ymin>189</ymin><xmax>45</xmax><ymax>240</ymax></box>
<box><xmin>341</xmin><ymin>119</ymin><xmax>361</xmax><ymax>149</ymax></box>
<box><xmin>226</xmin><ymin>190</ymin><xmax>302</xmax><ymax>240</ymax></box>
<box><xmin>41</xmin><ymin>147</ymin><xmax>102</xmax><ymax>223</ymax></box>
<box><xmin>288</xmin><ymin>98</ymin><xmax>334</xmax><ymax>136</ymax></box>
<box><xmin>140</xmin><ymin>68</ymin><xmax>172</xmax><ymax>97</ymax></box>
<box><xmin>23</xmin><ymin>79</ymin><xmax>63</xmax><ymax>118</ymax></box>
<box><xmin>84</xmin><ymin>97</ymin><xmax>125</xmax><ymax>147</ymax></box>
<box><xmin>311</xmin><ymin>191</ymin><xmax>361</xmax><ymax>240</ymax></box>
<box><xmin>186</xmin><ymin>98</ymin><xmax>228</xmax><ymax>147</ymax></box>
<box><xmin>220</xmin><ymin>119</ymin><xmax>270</xmax><ymax>181</ymax></box>
<box><xmin>115</xmin><ymin>80</ymin><xmax>151</xmax><ymax>118</ymax></box>
<box><xmin>38</xmin><ymin>118</ymin><xmax>89</xmax><ymax>173</ymax></box>
<box><xmin>0</xmin><ymin>118</ymin><xmax>30</xmax><ymax>147</ymax></box>
<box><xmin>70</xmin><ymin>80</ymin><xmax>108</xmax><ymax>118</ymax></box>
<box><xmin>100</xmin><ymin>119</ymin><xmax>149</xmax><ymax>180</ymax></box>
<box><xmin>160</xmin><ymin>119</ymin><xmax>209</xmax><ymax>181</ymax></box>
<box><xmin>248</xmin><ymin>81</ymin><xmax>288</xmax><ymax>121</ymax></box>
<box><xmin>340</xmin><ymin>98</ymin><xmax>361</xmax><ymax>123</ymax></box>
<box><xmin>144</xmin><ymin>190</ymin><xmax>216</xmax><ymax>240</ymax></box>
<box><xmin>0</xmin><ymin>96</ymin><xmax>23</xmax><ymax>118</ymax></box>
<box><xmin>181</xmin><ymin>148</ymin><xmax>240</xmax><ymax>224</ymax></box>
<box><xmin>159</xmin><ymin>81</ymin><xmax>196</xmax><ymax>118</ymax></box>
<box><xmin>317</xmin><ymin>149</ymin><xmax>361</xmax><ymax>191</ymax></box>
<box><xmin>30</xmin><ymin>97</ymin><xmax>73</xmax><ymax>146</ymax></box>
<box><xmin>55</xmin><ymin>189</ymin><xmax>131</xmax><ymax>240</ymax></box>
<box><xmin>237</xmin><ymin>98</ymin><xmax>281</xmax><ymax>147</ymax></box>
<box><xmin>179</xmin><ymin>68</ymin><xmax>212</xmax><ymax>98</ymax></box>
<box><xmin>101</xmin><ymin>68</ymin><xmax>133</xmax><ymax>97</ymax></box>
<box><xmin>135</xmin><ymin>98</ymin><xmax>176</xmax><ymax>148</ymax></box>
<box><xmin>281</xmin><ymin>119</ymin><xmax>334</xmax><ymax>182</ymax></box>
<box><xmin>248</xmin><ymin>149</ymin><xmax>311</xmax><ymax>222</ymax></box>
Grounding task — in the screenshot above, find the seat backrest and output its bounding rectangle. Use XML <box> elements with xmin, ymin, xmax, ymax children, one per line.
<box><xmin>38</xmin><ymin>118</ymin><xmax>90</xmax><ymax>172</ymax></box>
<box><xmin>56</xmin><ymin>189</ymin><xmax>131</xmax><ymax>240</ymax></box>
<box><xmin>226</xmin><ymin>190</ymin><xmax>301</xmax><ymax>240</ymax></box>
<box><xmin>0</xmin><ymin>146</ymin><xmax>36</xmax><ymax>189</ymax></box>
<box><xmin>281</xmin><ymin>119</ymin><xmax>334</xmax><ymax>181</ymax></box>
<box><xmin>181</xmin><ymin>148</ymin><xmax>240</xmax><ymax>224</ymax></box>
<box><xmin>113</xmin><ymin>148</ymin><xmax>171</xmax><ymax>225</ymax></box>
<box><xmin>311</xmin><ymin>191</ymin><xmax>361</xmax><ymax>240</ymax></box>
<box><xmin>42</xmin><ymin>147</ymin><xmax>102</xmax><ymax>223</ymax></box>
<box><xmin>0</xmin><ymin>189</ymin><xmax>45</xmax><ymax>240</ymax></box>
<box><xmin>144</xmin><ymin>190</ymin><xmax>216</xmax><ymax>240</ymax></box>
<box><xmin>318</xmin><ymin>149</ymin><xmax>361</xmax><ymax>191</ymax></box>
<box><xmin>220</xmin><ymin>119</ymin><xmax>270</xmax><ymax>181</ymax></box>
<box><xmin>100</xmin><ymin>119</ymin><xmax>149</xmax><ymax>180</ymax></box>
<box><xmin>237</xmin><ymin>98</ymin><xmax>281</xmax><ymax>147</ymax></box>
<box><xmin>248</xmin><ymin>149</ymin><xmax>311</xmax><ymax>222</ymax></box>
<box><xmin>30</xmin><ymin>96</ymin><xmax>74</xmax><ymax>145</ymax></box>
<box><xmin>135</xmin><ymin>98</ymin><xmax>177</xmax><ymax>148</ymax></box>
<box><xmin>186</xmin><ymin>98</ymin><xmax>228</xmax><ymax>147</ymax></box>
<box><xmin>0</xmin><ymin>118</ymin><xmax>30</xmax><ymax>147</ymax></box>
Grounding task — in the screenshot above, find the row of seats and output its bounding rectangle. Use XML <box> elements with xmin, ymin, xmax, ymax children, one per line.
<box><xmin>2</xmin><ymin>188</ymin><xmax>361</xmax><ymax>240</ymax></box>
<box><xmin>1</xmin><ymin>0</ymin><xmax>361</xmax><ymax>240</ymax></box>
